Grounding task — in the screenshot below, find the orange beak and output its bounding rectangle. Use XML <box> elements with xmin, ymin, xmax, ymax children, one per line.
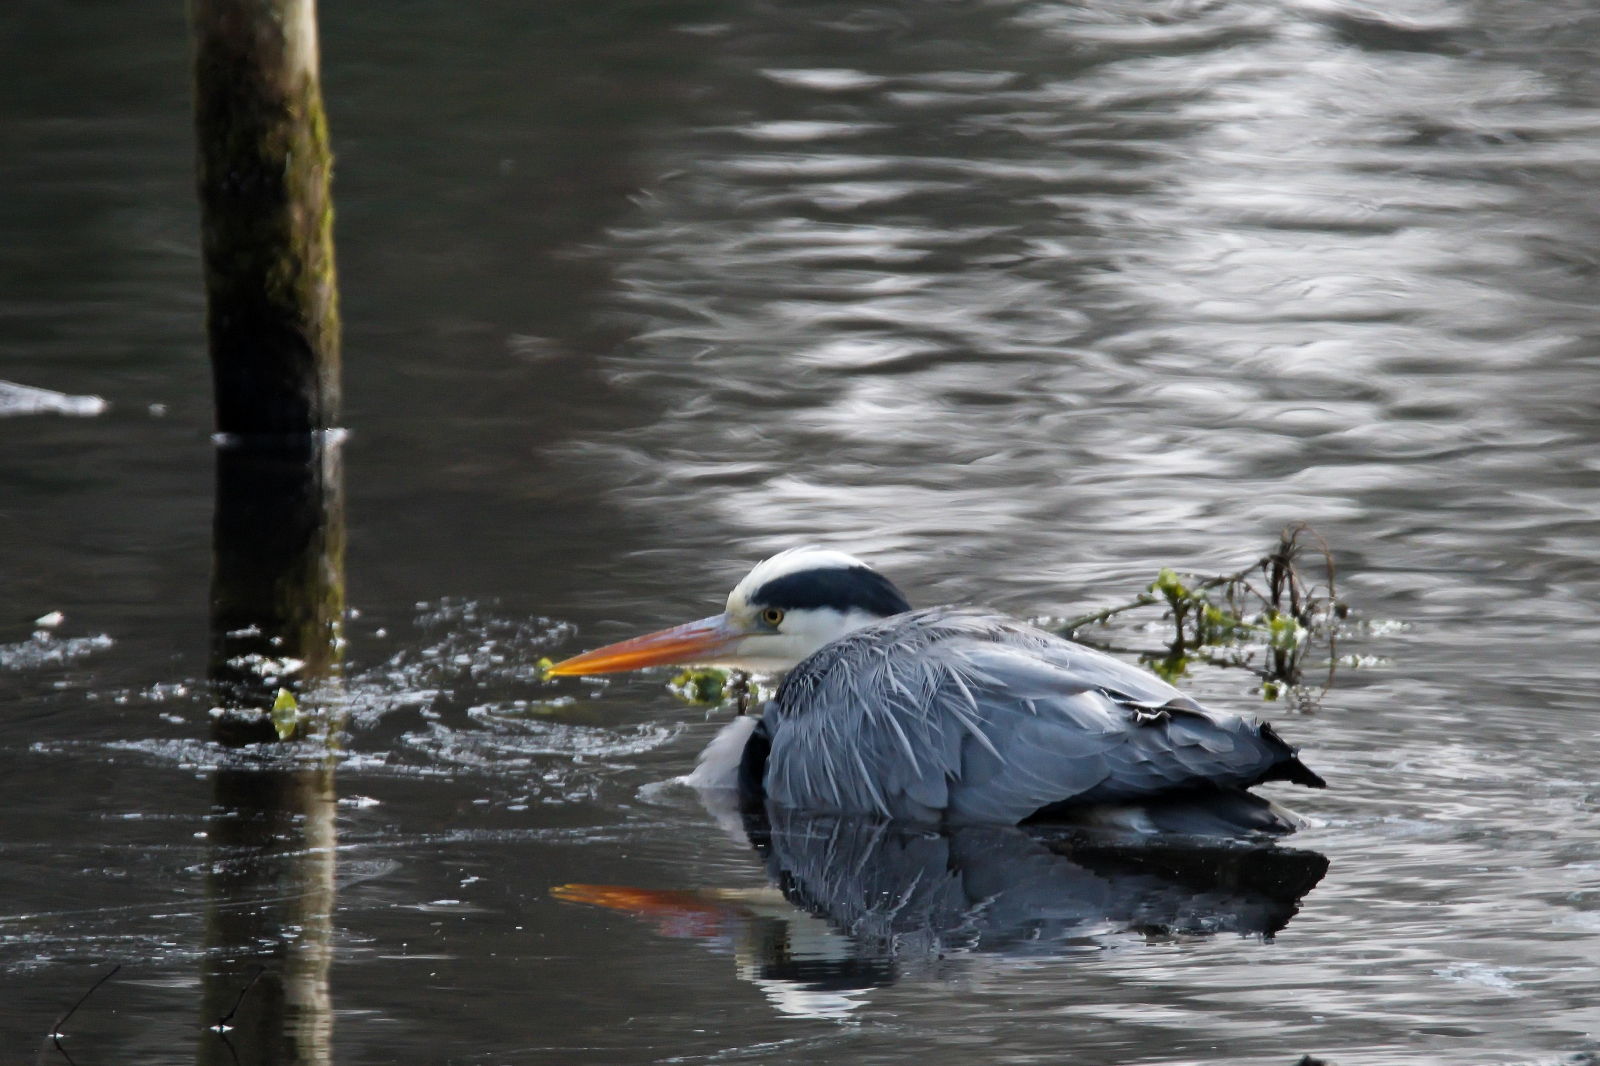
<box><xmin>545</xmin><ymin>613</ymin><xmax>745</xmax><ymax>677</ymax></box>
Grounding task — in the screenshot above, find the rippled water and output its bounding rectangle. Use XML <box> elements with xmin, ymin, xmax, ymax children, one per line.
<box><xmin>4</xmin><ymin>0</ymin><xmax>1600</xmax><ymax>1062</ymax></box>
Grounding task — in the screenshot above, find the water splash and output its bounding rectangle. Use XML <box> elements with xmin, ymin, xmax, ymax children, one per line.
<box><xmin>339</xmin><ymin>600</ymin><xmax>576</xmax><ymax>728</ymax></box>
<box><xmin>0</xmin><ymin>632</ymin><xmax>113</xmax><ymax>671</ymax></box>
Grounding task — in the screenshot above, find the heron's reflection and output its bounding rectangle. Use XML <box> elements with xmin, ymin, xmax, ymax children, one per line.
<box><xmin>557</xmin><ymin>801</ymin><xmax>1327</xmax><ymax>1019</ymax></box>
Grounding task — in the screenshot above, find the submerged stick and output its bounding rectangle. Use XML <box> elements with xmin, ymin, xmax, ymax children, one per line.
<box><xmin>46</xmin><ymin>963</ymin><xmax>120</xmax><ymax>1066</ymax></box>
<box><xmin>211</xmin><ymin>965</ymin><xmax>266</xmax><ymax>1033</ymax></box>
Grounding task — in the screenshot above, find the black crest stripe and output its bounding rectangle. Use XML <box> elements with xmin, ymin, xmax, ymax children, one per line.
<box><xmin>752</xmin><ymin>566</ymin><xmax>912</xmax><ymax>618</ymax></box>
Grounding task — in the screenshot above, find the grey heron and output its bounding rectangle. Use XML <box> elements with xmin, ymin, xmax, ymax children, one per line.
<box><xmin>548</xmin><ymin>547</ymin><xmax>1325</xmax><ymax>827</ymax></box>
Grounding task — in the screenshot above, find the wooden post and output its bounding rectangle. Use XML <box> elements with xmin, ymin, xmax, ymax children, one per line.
<box><xmin>193</xmin><ymin>0</ymin><xmax>345</xmax><ymax>740</ymax></box>
<box><xmin>191</xmin><ymin>5</ymin><xmax>342</xmax><ymax>1057</ymax></box>
<box><xmin>208</xmin><ymin>434</ymin><xmax>345</xmax><ymax>744</ymax></box>
<box><xmin>192</xmin><ymin>0</ymin><xmax>339</xmax><ymax>434</ymax></box>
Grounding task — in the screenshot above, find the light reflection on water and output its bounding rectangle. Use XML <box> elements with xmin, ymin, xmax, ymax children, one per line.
<box><xmin>2</xmin><ymin>0</ymin><xmax>1600</xmax><ymax>1063</ymax></box>
<box><xmin>576</xmin><ymin>0</ymin><xmax>1600</xmax><ymax>620</ymax></box>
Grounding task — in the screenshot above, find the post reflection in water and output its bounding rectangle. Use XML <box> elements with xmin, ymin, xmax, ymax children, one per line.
<box><xmin>557</xmin><ymin>802</ymin><xmax>1329</xmax><ymax>1020</ymax></box>
<box><xmin>198</xmin><ymin>436</ymin><xmax>344</xmax><ymax>1066</ymax></box>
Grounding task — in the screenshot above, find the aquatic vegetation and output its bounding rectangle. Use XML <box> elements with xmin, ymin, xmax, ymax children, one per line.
<box><xmin>1060</xmin><ymin>523</ymin><xmax>1361</xmax><ymax>709</ymax></box>
<box><xmin>668</xmin><ymin>666</ymin><xmax>730</xmax><ymax>704</ymax></box>
<box><xmin>667</xmin><ymin>666</ymin><xmax>776</xmax><ymax>713</ymax></box>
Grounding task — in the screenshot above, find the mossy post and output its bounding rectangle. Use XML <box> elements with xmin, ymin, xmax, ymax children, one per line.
<box><xmin>208</xmin><ymin>435</ymin><xmax>345</xmax><ymax>744</ymax></box>
<box><xmin>192</xmin><ymin>8</ymin><xmax>341</xmax><ymax>1057</ymax></box>
<box><xmin>193</xmin><ymin>0</ymin><xmax>345</xmax><ymax>743</ymax></box>
<box><xmin>192</xmin><ymin>0</ymin><xmax>339</xmax><ymax>434</ymax></box>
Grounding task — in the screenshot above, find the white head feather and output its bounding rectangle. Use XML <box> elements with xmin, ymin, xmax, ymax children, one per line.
<box><xmin>726</xmin><ymin>547</ymin><xmax>871</xmax><ymax>613</ymax></box>
<box><xmin>719</xmin><ymin>547</ymin><xmax>901</xmax><ymax>674</ymax></box>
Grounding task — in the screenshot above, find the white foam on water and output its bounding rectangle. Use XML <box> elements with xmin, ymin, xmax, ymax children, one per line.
<box><xmin>0</xmin><ymin>380</ymin><xmax>107</xmax><ymax>417</ymax></box>
<box><xmin>339</xmin><ymin>600</ymin><xmax>576</xmax><ymax>728</ymax></box>
<box><xmin>0</xmin><ymin>632</ymin><xmax>113</xmax><ymax>671</ymax></box>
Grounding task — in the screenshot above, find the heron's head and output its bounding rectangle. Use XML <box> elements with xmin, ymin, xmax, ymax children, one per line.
<box><xmin>545</xmin><ymin>547</ymin><xmax>911</xmax><ymax>677</ymax></box>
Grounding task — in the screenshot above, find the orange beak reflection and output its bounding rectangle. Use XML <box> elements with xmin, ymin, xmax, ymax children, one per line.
<box><xmin>551</xmin><ymin>884</ymin><xmax>735</xmax><ymax>938</ymax></box>
<box><xmin>545</xmin><ymin>613</ymin><xmax>744</xmax><ymax>677</ymax></box>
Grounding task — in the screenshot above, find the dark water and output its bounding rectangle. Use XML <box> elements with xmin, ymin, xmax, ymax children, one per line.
<box><xmin>4</xmin><ymin>0</ymin><xmax>1600</xmax><ymax>1062</ymax></box>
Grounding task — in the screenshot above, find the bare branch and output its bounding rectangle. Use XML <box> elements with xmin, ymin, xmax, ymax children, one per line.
<box><xmin>46</xmin><ymin>963</ymin><xmax>120</xmax><ymax>1066</ymax></box>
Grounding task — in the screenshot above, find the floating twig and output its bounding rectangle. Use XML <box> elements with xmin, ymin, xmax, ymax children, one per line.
<box><xmin>728</xmin><ymin>670</ymin><xmax>752</xmax><ymax>716</ymax></box>
<box><xmin>1058</xmin><ymin>592</ymin><xmax>1159</xmax><ymax>633</ymax></box>
<box><xmin>208</xmin><ymin>965</ymin><xmax>266</xmax><ymax>1066</ymax></box>
<box><xmin>212</xmin><ymin>964</ymin><xmax>265</xmax><ymax>1033</ymax></box>
<box><xmin>1058</xmin><ymin>523</ymin><xmax>1347</xmax><ymax>708</ymax></box>
<box><xmin>46</xmin><ymin>963</ymin><xmax>120</xmax><ymax>1066</ymax></box>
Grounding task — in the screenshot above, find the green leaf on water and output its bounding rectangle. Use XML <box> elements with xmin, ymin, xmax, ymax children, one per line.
<box><xmin>1144</xmin><ymin>652</ymin><xmax>1191</xmax><ymax>685</ymax></box>
<box><xmin>1265</xmin><ymin>610</ymin><xmax>1308</xmax><ymax>651</ymax></box>
<box><xmin>1149</xmin><ymin>568</ymin><xmax>1190</xmax><ymax>608</ymax></box>
<box><xmin>271</xmin><ymin>687</ymin><xmax>299</xmax><ymax>740</ymax></box>
<box><xmin>1197</xmin><ymin>602</ymin><xmax>1239</xmax><ymax>644</ymax></box>
<box><xmin>669</xmin><ymin>667</ymin><xmax>729</xmax><ymax>704</ymax></box>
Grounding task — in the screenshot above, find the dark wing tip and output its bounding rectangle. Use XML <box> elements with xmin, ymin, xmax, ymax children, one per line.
<box><xmin>1258</xmin><ymin>722</ymin><xmax>1328</xmax><ymax>789</ymax></box>
<box><xmin>1267</xmin><ymin>756</ymin><xmax>1328</xmax><ymax>790</ymax></box>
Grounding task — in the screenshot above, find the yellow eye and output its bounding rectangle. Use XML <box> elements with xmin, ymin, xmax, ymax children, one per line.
<box><xmin>761</xmin><ymin>608</ymin><xmax>784</xmax><ymax>627</ymax></box>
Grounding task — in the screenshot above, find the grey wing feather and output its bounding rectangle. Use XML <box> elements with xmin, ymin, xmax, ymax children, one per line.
<box><xmin>764</xmin><ymin>607</ymin><xmax>1322</xmax><ymax>825</ymax></box>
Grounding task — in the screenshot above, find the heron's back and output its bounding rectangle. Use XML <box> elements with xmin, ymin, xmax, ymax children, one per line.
<box><xmin>754</xmin><ymin>606</ymin><xmax>1323</xmax><ymax>825</ymax></box>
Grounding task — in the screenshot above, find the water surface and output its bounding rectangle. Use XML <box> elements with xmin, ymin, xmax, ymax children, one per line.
<box><xmin>3</xmin><ymin>0</ymin><xmax>1599</xmax><ymax>1062</ymax></box>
